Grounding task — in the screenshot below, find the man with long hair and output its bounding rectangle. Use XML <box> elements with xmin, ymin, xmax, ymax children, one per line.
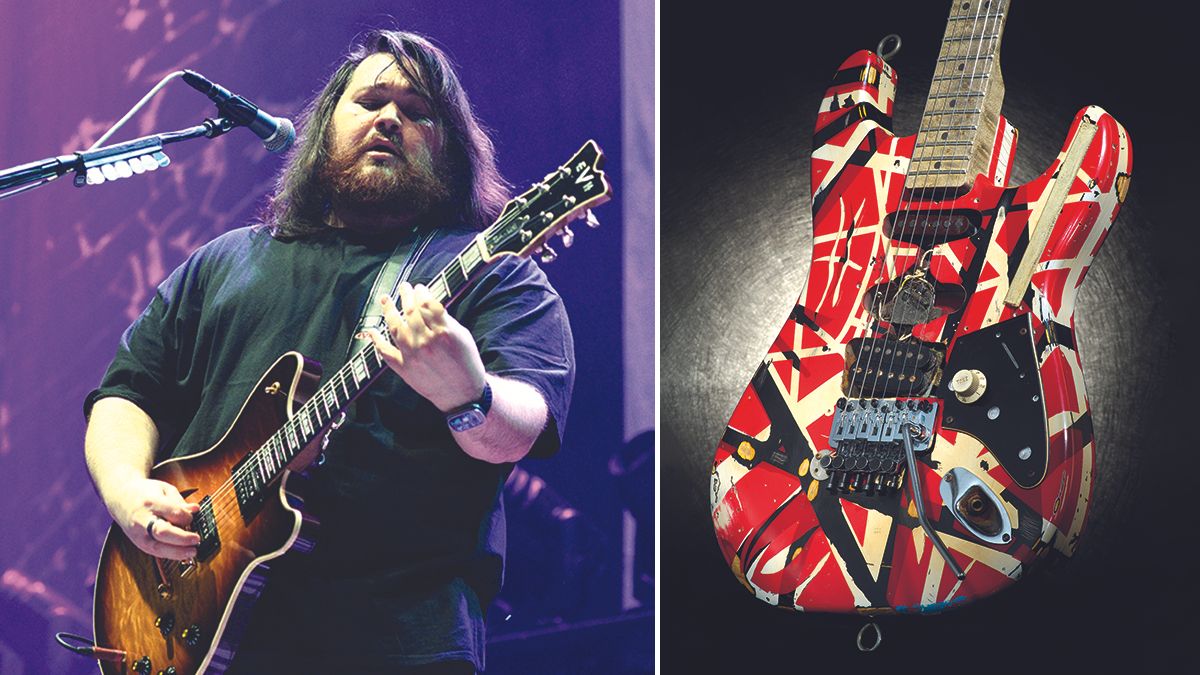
<box><xmin>84</xmin><ymin>30</ymin><xmax>574</xmax><ymax>673</ymax></box>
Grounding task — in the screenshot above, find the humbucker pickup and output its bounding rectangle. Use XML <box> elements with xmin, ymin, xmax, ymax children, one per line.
<box><xmin>843</xmin><ymin>336</ymin><xmax>942</xmax><ymax>398</ymax></box>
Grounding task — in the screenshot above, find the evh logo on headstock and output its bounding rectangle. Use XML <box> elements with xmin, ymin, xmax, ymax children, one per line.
<box><xmin>574</xmin><ymin>160</ymin><xmax>597</xmax><ymax>191</ymax></box>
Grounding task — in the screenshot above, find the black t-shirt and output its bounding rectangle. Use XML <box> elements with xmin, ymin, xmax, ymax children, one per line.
<box><xmin>85</xmin><ymin>224</ymin><xmax>575</xmax><ymax>670</ymax></box>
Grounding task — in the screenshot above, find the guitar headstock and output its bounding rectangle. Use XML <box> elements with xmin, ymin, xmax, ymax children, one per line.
<box><xmin>482</xmin><ymin>140</ymin><xmax>611</xmax><ymax>263</ymax></box>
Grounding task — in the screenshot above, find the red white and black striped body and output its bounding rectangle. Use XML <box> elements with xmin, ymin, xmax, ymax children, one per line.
<box><xmin>709</xmin><ymin>2</ymin><xmax>1131</xmax><ymax>614</ymax></box>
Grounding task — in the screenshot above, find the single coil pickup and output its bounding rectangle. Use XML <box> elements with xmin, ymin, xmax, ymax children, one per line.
<box><xmin>883</xmin><ymin>208</ymin><xmax>978</xmax><ymax>246</ymax></box>
<box><xmin>866</xmin><ymin>274</ymin><xmax>965</xmax><ymax>328</ymax></box>
<box><xmin>843</xmin><ymin>337</ymin><xmax>943</xmax><ymax>398</ymax></box>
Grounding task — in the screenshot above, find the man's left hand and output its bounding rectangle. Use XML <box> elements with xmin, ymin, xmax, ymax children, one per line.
<box><xmin>364</xmin><ymin>282</ymin><xmax>487</xmax><ymax>412</ymax></box>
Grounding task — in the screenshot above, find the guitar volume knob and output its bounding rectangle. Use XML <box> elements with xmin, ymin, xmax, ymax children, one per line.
<box><xmin>155</xmin><ymin>612</ymin><xmax>175</xmax><ymax>637</ymax></box>
<box><xmin>182</xmin><ymin>623</ymin><xmax>202</xmax><ymax>647</ymax></box>
<box><xmin>949</xmin><ymin>369</ymin><xmax>987</xmax><ymax>404</ymax></box>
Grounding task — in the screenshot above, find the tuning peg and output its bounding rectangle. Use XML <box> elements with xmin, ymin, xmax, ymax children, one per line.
<box><xmin>559</xmin><ymin>226</ymin><xmax>574</xmax><ymax>248</ymax></box>
<box><xmin>585</xmin><ymin>209</ymin><xmax>600</xmax><ymax>229</ymax></box>
<box><xmin>539</xmin><ymin>244</ymin><xmax>557</xmax><ymax>263</ymax></box>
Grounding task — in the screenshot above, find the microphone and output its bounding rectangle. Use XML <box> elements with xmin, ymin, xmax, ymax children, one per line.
<box><xmin>181</xmin><ymin>70</ymin><xmax>295</xmax><ymax>153</ymax></box>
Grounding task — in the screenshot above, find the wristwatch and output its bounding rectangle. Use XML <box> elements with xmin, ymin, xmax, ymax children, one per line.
<box><xmin>445</xmin><ymin>381</ymin><xmax>492</xmax><ymax>432</ymax></box>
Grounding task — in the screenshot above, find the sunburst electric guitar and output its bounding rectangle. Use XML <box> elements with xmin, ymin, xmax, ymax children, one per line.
<box><xmin>710</xmin><ymin>1</ymin><xmax>1131</xmax><ymax>614</ymax></box>
<box><xmin>90</xmin><ymin>141</ymin><xmax>610</xmax><ymax>674</ymax></box>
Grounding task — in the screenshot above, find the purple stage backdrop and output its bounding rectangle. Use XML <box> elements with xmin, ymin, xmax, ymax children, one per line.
<box><xmin>0</xmin><ymin>2</ymin><xmax>653</xmax><ymax>673</ymax></box>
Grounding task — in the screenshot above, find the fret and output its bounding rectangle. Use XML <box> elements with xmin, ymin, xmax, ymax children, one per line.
<box><xmin>947</xmin><ymin>12</ymin><xmax>1004</xmax><ymax>22</ymax></box>
<box><xmin>911</xmin><ymin>154</ymin><xmax>970</xmax><ymax>162</ymax></box>
<box><xmin>933</xmin><ymin>73</ymin><xmax>990</xmax><ymax>82</ymax></box>
<box><xmin>916</xmin><ymin>139</ymin><xmax>972</xmax><ymax>146</ymax></box>
<box><xmin>927</xmin><ymin>92</ymin><xmax>984</xmax><ymax>100</ymax></box>
<box><xmin>273</xmin><ymin>437</ymin><xmax>284</xmax><ymax>466</ymax></box>
<box><xmin>338</xmin><ymin>371</ymin><xmax>350</xmax><ymax>399</ymax></box>
<box><xmin>462</xmin><ymin>246</ymin><xmax>485</xmax><ymax>285</ymax></box>
<box><xmin>369</xmin><ymin>345</ymin><xmax>385</xmax><ymax>368</ymax></box>
<box><xmin>908</xmin><ymin>169</ymin><xmax>966</xmax><ymax>176</ymax></box>
<box><xmin>299</xmin><ymin>409</ymin><xmax>313</xmax><ymax>437</ymax></box>
<box><xmin>461</xmin><ymin>242</ymin><xmax>482</xmax><ymax>271</ymax></box>
<box><xmin>286</xmin><ymin>424</ymin><xmax>300</xmax><ymax>451</ymax></box>
<box><xmin>937</xmin><ymin>54</ymin><xmax>995</xmax><ymax>63</ymax></box>
<box><xmin>922</xmin><ymin>108</ymin><xmax>982</xmax><ymax>117</ymax></box>
<box><xmin>444</xmin><ymin>258</ymin><xmax>467</xmax><ymax>295</ymax></box>
<box><xmin>256</xmin><ymin>454</ymin><xmax>267</xmax><ymax>484</ymax></box>
<box><xmin>324</xmin><ymin>388</ymin><xmax>338</xmax><ymax>415</ymax></box>
<box><xmin>920</xmin><ymin>124</ymin><xmax>979</xmax><ymax>132</ymax></box>
<box><xmin>942</xmin><ymin>33</ymin><xmax>999</xmax><ymax>43</ymax></box>
<box><xmin>428</xmin><ymin>276</ymin><xmax>449</xmax><ymax>305</ymax></box>
<box><xmin>303</xmin><ymin>402</ymin><xmax>320</xmax><ymax>431</ymax></box>
<box><xmin>351</xmin><ymin>355</ymin><xmax>368</xmax><ymax>385</ymax></box>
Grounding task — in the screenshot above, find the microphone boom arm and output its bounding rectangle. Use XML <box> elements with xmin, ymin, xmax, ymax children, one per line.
<box><xmin>0</xmin><ymin>116</ymin><xmax>236</xmax><ymax>200</ymax></box>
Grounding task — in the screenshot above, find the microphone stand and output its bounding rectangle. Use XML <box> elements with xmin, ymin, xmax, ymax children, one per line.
<box><xmin>0</xmin><ymin>116</ymin><xmax>236</xmax><ymax>201</ymax></box>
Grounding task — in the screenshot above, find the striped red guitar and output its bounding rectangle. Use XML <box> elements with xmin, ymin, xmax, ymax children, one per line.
<box><xmin>90</xmin><ymin>141</ymin><xmax>609</xmax><ymax>674</ymax></box>
<box><xmin>710</xmin><ymin>1</ymin><xmax>1131</xmax><ymax>613</ymax></box>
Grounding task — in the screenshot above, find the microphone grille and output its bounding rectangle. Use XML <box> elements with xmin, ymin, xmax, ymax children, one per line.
<box><xmin>265</xmin><ymin>117</ymin><xmax>296</xmax><ymax>154</ymax></box>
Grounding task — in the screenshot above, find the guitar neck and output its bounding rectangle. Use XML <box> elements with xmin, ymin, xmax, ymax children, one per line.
<box><xmin>907</xmin><ymin>0</ymin><xmax>1010</xmax><ymax>192</ymax></box>
<box><xmin>255</xmin><ymin>232</ymin><xmax>493</xmax><ymax>476</ymax></box>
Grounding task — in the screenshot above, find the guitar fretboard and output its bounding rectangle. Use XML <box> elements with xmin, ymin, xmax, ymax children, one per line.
<box><xmin>907</xmin><ymin>0</ymin><xmax>1011</xmax><ymax>191</ymax></box>
<box><xmin>237</xmin><ymin>233</ymin><xmax>492</xmax><ymax>495</ymax></box>
<box><xmin>225</xmin><ymin>139</ymin><xmax>607</xmax><ymax>506</ymax></box>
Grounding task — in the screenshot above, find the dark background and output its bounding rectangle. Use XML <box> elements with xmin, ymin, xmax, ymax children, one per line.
<box><xmin>0</xmin><ymin>1</ymin><xmax>652</xmax><ymax>673</ymax></box>
<box><xmin>663</xmin><ymin>2</ymin><xmax>1194</xmax><ymax>672</ymax></box>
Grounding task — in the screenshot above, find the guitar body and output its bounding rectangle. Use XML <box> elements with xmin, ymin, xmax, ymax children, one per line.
<box><xmin>710</xmin><ymin>49</ymin><xmax>1131</xmax><ymax>613</ymax></box>
<box><xmin>87</xmin><ymin>140</ymin><xmax>610</xmax><ymax>673</ymax></box>
<box><xmin>94</xmin><ymin>352</ymin><xmax>323</xmax><ymax>674</ymax></box>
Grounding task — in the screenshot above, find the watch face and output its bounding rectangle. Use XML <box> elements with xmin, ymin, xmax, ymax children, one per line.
<box><xmin>447</xmin><ymin>408</ymin><xmax>486</xmax><ymax>433</ymax></box>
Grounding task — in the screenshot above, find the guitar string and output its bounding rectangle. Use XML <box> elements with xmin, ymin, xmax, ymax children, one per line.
<box><xmin>855</xmin><ymin>0</ymin><xmax>988</xmax><ymax>407</ymax></box>
<box><xmin>162</xmin><ymin>177</ymin><xmax>581</xmax><ymax>546</ymax></box>
<box><xmin>837</xmin><ymin>2</ymin><xmax>958</xmax><ymax>432</ymax></box>
<box><xmin>926</xmin><ymin>0</ymin><xmax>1001</xmax><ymax>310</ymax></box>
<box><xmin>160</xmin><ymin>240</ymin><xmax>481</xmax><ymax>574</ymax></box>
<box><xmin>159</xmin><ymin>189</ymin><xmax>579</xmax><ymax>575</ymax></box>
<box><xmin>912</xmin><ymin>0</ymin><xmax>1001</xmax><ymax>386</ymax></box>
<box><xmin>159</xmin><ymin>350</ymin><xmax>383</xmax><ymax>576</ymax></box>
<box><xmin>840</xmin><ymin>1</ymin><xmax>989</xmax><ymax>495</ymax></box>
<box><xmin>879</xmin><ymin>0</ymin><xmax>999</xmax><ymax>406</ymax></box>
<box><xmin>851</xmin><ymin>0</ymin><xmax>965</xmax><ymax>406</ymax></box>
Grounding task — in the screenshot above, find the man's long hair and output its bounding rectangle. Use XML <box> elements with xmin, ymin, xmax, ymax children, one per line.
<box><xmin>264</xmin><ymin>30</ymin><xmax>509</xmax><ymax>238</ymax></box>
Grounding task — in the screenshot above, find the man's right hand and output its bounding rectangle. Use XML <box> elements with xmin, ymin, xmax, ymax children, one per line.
<box><xmin>107</xmin><ymin>478</ymin><xmax>201</xmax><ymax>561</ymax></box>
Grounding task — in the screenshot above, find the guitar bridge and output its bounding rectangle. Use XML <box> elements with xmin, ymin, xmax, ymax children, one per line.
<box><xmin>821</xmin><ymin>398</ymin><xmax>939</xmax><ymax>494</ymax></box>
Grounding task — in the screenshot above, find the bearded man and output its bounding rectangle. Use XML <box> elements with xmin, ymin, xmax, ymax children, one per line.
<box><xmin>83</xmin><ymin>30</ymin><xmax>574</xmax><ymax>674</ymax></box>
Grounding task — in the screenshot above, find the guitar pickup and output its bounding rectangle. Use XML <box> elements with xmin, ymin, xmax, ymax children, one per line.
<box><xmin>193</xmin><ymin>495</ymin><xmax>220</xmax><ymax>562</ymax></box>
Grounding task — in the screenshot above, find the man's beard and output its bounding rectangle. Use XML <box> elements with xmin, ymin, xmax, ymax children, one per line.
<box><xmin>318</xmin><ymin>140</ymin><xmax>452</xmax><ymax>232</ymax></box>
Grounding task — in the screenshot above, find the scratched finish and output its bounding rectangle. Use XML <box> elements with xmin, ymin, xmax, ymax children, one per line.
<box><xmin>707</xmin><ymin>41</ymin><xmax>1130</xmax><ymax>612</ymax></box>
<box><xmin>662</xmin><ymin>7</ymin><xmax>1169</xmax><ymax>664</ymax></box>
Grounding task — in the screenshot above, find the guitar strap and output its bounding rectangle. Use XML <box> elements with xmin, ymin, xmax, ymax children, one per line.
<box><xmin>345</xmin><ymin>227</ymin><xmax>438</xmax><ymax>360</ymax></box>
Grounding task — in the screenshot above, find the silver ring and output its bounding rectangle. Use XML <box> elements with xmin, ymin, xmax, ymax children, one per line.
<box><xmin>146</xmin><ymin>516</ymin><xmax>162</xmax><ymax>540</ymax></box>
<box><xmin>856</xmin><ymin>621</ymin><xmax>882</xmax><ymax>652</ymax></box>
